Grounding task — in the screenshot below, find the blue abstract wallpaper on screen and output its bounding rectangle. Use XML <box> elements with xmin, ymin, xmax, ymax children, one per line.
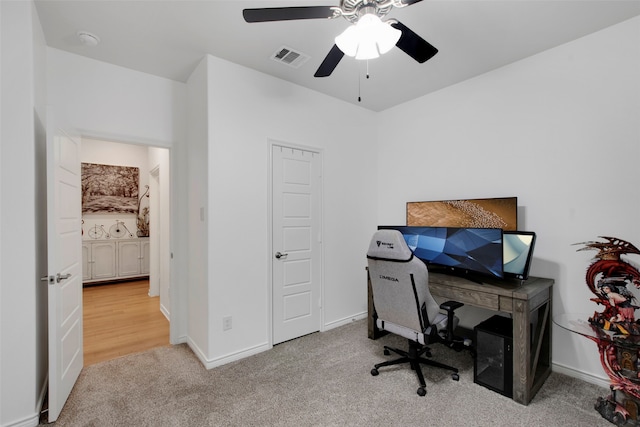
<box><xmin>379</xmin><ymin>226</ymin><xmax>504</xmax><ymax>278</ymax></box>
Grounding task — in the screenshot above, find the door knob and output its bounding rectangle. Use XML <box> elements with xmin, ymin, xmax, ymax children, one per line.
<box><xmin>275</xmin><ymin>251</ymin><xmax>288</xmax><ymax>259</ymax></box>
<box><xmin>56</xmin><ymin>273</ymin><xmax>72</xmax><ymax>283</ymax></box>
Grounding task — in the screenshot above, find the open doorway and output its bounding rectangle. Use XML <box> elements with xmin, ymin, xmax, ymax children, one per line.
<box><xmin>81</xmin><ymin>137</ymin><xmax>171</xmax><ymax>365</ymax></box>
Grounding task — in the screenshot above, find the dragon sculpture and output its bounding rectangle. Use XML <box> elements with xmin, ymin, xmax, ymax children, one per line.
<box><xmin>575</xmin><ymin>236</ymin><xmax>640</xmax><ymax>425</ymax></box>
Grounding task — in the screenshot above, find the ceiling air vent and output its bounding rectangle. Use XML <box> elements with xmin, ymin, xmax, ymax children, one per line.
<box><xmin>271</xmin><ymin>46</ymin><xmax>310</xmax><ymax>69</ymax></box>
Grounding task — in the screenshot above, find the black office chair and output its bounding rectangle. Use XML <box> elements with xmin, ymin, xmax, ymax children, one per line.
<box><xmin>367</xmin><ymin>229</ymin><xmax>463</xmax><ymax>396</ymax></box>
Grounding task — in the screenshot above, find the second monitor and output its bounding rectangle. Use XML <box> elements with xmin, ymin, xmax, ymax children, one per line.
<box><xmin>379</xmin><ymin>226</ymin><xmax>504</xmax><ymax>280</ymax></box>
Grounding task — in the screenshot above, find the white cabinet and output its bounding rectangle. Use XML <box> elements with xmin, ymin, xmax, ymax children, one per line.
<box><xmin>118</xmin><ymin>240</ymin><xmax>142</xmax><ymax>277</ymax></box>
<box><xmin>91</xmin><ymin>241</ymin><xmax>117</xmax><ymax>280</ymax></box>
<box><xmin>82</xmin><ymin>243</ymin><xmax>92</xmax><ymax>281</ymax></box>
<box><xmin>82</xmin><ymin>237</ymin><xmax>149</xmax><ymax>284</ymax></box>
<box><xmin>140</xmin><ymin>239</ymin><xmax>150</xmax><ymax>275</ymax></box>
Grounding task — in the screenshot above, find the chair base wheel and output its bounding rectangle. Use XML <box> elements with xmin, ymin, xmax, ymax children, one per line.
<box><xmin>452</xmin><ymin>373</ymin><xmax>460</xmax><ymax>381</ymax></box>
<box><xmin>371</xmin><ymin>368</ymin><xmax>379</xmax><ymax>376</ymax></box>
<box><xmin>417</xmin><ymin>387</ymin><xmax>426</xmax><ymax>396</ymax></box>
<box><xmin>384</xmin><ymin>349</ymin><xmax>391</xmax><ymax>356</ymax></box>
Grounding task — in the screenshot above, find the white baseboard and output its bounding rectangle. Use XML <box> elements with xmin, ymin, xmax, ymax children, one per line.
<box><xmin>2</xmin><ymin>376</ymin><xmax>51</xmax><ymax>427</ymax></box>
<box><xmin>172</xmin><ymin>334</ymin><xmax>188</xmax><ymax>345</ymax></box>
<box><xmin>323</xmin><ymin>312</ymin><xmax>367</xmax><ymax>331</ymax></box>
<box><xmin>36</xmin><ymin>375</ymin><xmax>48</xmax><ymax>423</ymax></box>
<box><xmin>2</xmin><ymin>413</ymin><xmax>40</xmax><ymax>427</ymax></box>
<box><xmin>160</xmin><ymin>303</ymin><xmax>170</xmax><ymax>321</ymax></box>
<box><xmin>552</xmin><ymin>362</ymin><xmax>610</xmax><ymax>389</ymax></box>
<box><xmin>187</xmin><ymin>338</ymin><xmax>271</xmax><ymax>370</ymax></box>
<box><xmin>184</xmin><ymin>313</ymin><xmax>368</xmax><ymax>370</ymax></box>
<box><xmin>186</xmin><ymin>337</ymin><xmax>208</xmax><ymax>367</ymax></box>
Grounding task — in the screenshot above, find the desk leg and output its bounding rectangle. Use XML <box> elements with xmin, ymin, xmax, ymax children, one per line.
<box><xmin>512</xmin><ymin>299</ymin><xmax>531</xmax><ymax>405</ymax></box>
<box><xmin>512</xmin><ymin>298</ymin><xmax>553</xmax><ymax>405</ymax></box>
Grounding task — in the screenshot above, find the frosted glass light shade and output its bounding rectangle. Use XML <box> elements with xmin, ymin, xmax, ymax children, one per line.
<box><xmin>335</xmin><ymin>14</ymin><xmax>401</xmax><ymax>60</ymax></box>
<box><xmin>375</xmin><ymin>22</ymin><xmax>401</xmax><ymax>54</ymax></box>
<box><xmin>334</xmin><ymin>25</ymin><xmax>359</xmax><ymax>57</ymax></box>
<box><xmin>355</xmin><ymin>39</ymin><xmax>379</xmax><ymax>60</ymax></box>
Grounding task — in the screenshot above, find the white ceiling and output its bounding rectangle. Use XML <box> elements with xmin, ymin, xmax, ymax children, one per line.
<box><xmin>34</xmin><ymin>0</ymin><xmax>640</xmax><ymax>111</ymax></box>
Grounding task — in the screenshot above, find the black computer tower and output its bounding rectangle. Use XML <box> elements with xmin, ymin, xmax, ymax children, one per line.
<box><xmin>474</xmin><ymin>315</ymin><xmax>513</xmax><ymax>398</ymax></box>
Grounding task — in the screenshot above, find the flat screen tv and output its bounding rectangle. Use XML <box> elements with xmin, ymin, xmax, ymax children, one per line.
<box><xmin>407</xmin><ymin>197</ymin><xmax>518</xmax><ymax>231</ymax></box>
<box><xmin>503</xmin><ymin>231</ymin><xmax>536</xmax><ymax>280</ymax></box>
<box><xmin>378</xmin><ymin>226</ymin><xmax>504</xmax><ymax>279</ymax></box>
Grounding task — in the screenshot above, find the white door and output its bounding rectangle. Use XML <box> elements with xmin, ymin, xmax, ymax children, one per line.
<box><xmin>46</xmin><ymin>110</ymin><xmax>83</xmax><ymax>422</ymax></box>
<box><xmin>272</xmin><ymin>144</ymin><xmax>322</xmax><ymax>344</ymax></box>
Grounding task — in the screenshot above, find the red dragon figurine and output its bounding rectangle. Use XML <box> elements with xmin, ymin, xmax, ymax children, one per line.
<box><xmin>575</xmin><ymin>236</ymin><xmax>640</xmax><ymax>426</ymax></box>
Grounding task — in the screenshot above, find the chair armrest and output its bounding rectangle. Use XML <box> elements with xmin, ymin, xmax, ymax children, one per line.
<box><xmin>439</xmin><ymin>300</ymin><xmax>464</xmax><ymax>344</ymax></box>
<box><xmin>439</xmin><ymin>300</ymin><xmax>464</xmax><ymax>312</ymax></box>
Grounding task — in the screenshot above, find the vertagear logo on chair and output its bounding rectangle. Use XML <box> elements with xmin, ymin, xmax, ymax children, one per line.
<box><xmin>376</xmin><ymin>241</ymin><xmax>394</xmax><ymax>249</ymax></box>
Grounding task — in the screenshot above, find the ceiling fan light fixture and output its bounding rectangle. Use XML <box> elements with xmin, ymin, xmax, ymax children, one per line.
<box><xmin>376</xmin><ymin>22</ymin><xmax>401</xmax><ymax>54</ymax></box>
<box><xmin>334</xmin><ymin>13</ymin><xmax>401</xmax><ymax>60</ymax></box>
<box><xmin>334</xmin><ymin>25</ymin><xmax>359</xmax><ymax>57</ymax></box>
<box><xmin>355</xmin><ymin>39</ymin><xmax>379</xmax><ymax>60</ymax></box>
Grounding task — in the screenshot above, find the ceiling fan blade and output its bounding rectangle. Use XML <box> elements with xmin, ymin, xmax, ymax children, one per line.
<box><xmin>243</xmin><ymin>6</ymin><xmax>335</xmax><ymax>23</ymax></box>
<box><xmin>314</xmin><ymin>45</ymin><xmax>344</xmax><ymax>77</ymax></box>
<box><xmin>391</xmin><ymin>21</ymin><xmax>438</xmax><ymax>63</ymax></box>
<box><xmin>400</xmin><ymin>0</ymin><xmax>424</xmax><ymax>5</ymax></box>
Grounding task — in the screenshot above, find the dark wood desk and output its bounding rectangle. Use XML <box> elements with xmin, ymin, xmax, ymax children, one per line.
<box><xmin>367</xmin><ymin>270</ymin><xmax>554</xmax><ymax>405</ymax></box>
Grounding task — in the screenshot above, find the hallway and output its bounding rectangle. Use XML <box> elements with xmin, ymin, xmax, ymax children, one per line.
<box><xmin>83</xmin><ymin>280</ymin><xmax>169</xmax><ymax>365</ymax></box>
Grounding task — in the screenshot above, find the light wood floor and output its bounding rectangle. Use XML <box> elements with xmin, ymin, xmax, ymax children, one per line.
<box><xmin>83</xmin><ymin>279</ymin><xmax>169</xmax><ymax>366</ymax></box>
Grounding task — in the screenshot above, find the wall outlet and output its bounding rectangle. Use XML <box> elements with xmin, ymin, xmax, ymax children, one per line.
<box><xmin>222</xmin><ymin>316</ymin><xmax>232</xmax><ymax>331</ymax></box>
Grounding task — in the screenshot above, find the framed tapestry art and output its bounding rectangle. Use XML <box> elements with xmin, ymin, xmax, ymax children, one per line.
<box><xmin>82</xmin><ymin>163</ymin><xmax>139</xmax><ymax>214</ymax></box>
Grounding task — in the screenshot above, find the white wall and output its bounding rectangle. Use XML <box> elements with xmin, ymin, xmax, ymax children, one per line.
<box><xmin>0</xmin><ymin>2</ymin><xmax>47</xmax><ymax>426</ymax></box>
<box><xmin>0</xmin><ymin>3</ymin><xmax>3</xmax><ymax>421</ymax></box>
<box><xmin>189</xmin><ymin>55</ymin><xmax>378</xmax><ymax>367</ymax></box>
<box><xmin>148</xmin><ymin>147</ymin><xmax>171</xmax><ymax>306</ymax></box>
<box><xmin>46</xmin><ymin>51</ymin><xmax>183</xmax><ymax>146</ymax></box>
<box><xmin>32</xmin><ymin>1</ymin><xmax>49</xmax><ymax>419</ymax></box>
<box><xmin>376</xmin><ymin>16</ymin><xmax>640</xmax><ymax>383</ymax></box>
<box><xmin>185</xmin><ymin>57</ymin><xmax>210</xmax><ymax>358</ymax></box>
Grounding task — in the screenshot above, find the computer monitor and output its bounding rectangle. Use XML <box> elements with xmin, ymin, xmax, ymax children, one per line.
<box><xmin>378</xmin><ymin>226</ymin><xmax>504</xmax><ymax>279</ymax></box>
<box><xmin>503</xmin><ymin>231</ymin><xmax>536</xmax><ymax>280</ymax></box>
<box><xmin>407</xmin><ymin>197</ymin><xmax>518</xmax><ymax>231</ymax></box>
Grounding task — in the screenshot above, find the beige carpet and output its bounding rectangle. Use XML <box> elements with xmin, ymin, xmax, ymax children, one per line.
<box><xmin>46</xmin><ymin>319</ymin><xmax>610</xmax><ymax>426</ymax></box>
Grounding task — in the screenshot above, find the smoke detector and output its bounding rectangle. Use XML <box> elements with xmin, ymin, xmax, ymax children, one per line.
<box><xmin>77</xmin><ymin>31</ymin><xmax>100</xmax><ymax>47</ymax></box>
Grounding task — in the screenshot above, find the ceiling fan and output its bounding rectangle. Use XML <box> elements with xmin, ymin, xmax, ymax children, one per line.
<box><xmin>243</xmin><ymin>0</ymin><xmax>437</xmax><ymax>77</ymax></box>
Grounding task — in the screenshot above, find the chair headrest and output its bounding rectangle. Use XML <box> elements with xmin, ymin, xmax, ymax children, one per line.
<box><xmin>367</xmin><ymin>229</ymin><xmax>413</xmax><ymax>261</ymax></box>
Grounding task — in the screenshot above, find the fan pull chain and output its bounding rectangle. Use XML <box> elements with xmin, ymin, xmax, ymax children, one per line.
<box><xmin>357</xmin><ymin>61</ymin><xmax>371</xmax><ymax>103</ymax></box>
